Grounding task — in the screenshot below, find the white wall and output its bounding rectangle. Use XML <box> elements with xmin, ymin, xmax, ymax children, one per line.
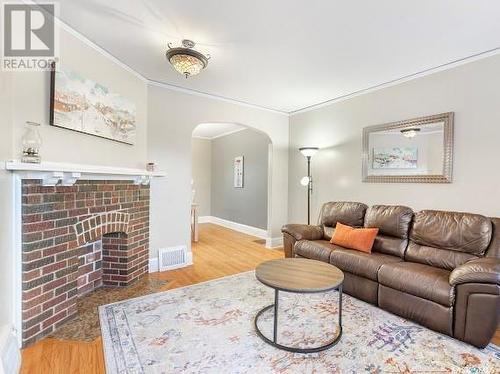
<box><xmin>0</xmin><ymin>71</ymin><xmax>14</xmax><ymax>327</ymax></box>
<box><xmin>191</xmin><ymin>137</ymin><xmax>212</xmax><ymax>216</ymax></box>
<box><xmin>1</xmin><ymin>24</ymin><xmax>290</xmax><ymax>337</ymax></box>
<box><xmin>0</xmin><ymin>26</ymin><xmax>148</xmax><ymax>334</ymax></box>
<box><xmin>148</xmin><ymin>84</ymin><xmax>289</xmax><ymax>257</ymax></box>
<box><xmin>10</xmin><ymin>30</ymin><xmax>148</xmax><ymax>168</ymax></box>
<box><xmin>288</xmin><ymin>54</ymin><xmax>500</xmax><ymax>223</ymax></box>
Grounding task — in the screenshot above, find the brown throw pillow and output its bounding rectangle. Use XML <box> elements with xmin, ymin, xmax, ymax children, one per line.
<box><xmin>330</xmin><ymin>222</ymin><xmax>379</xmax><ymax>253</ymax></box>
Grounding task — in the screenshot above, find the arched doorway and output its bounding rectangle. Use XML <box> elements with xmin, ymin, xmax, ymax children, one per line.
<box><xmin>190</xmin><ymin>123</ymin><xmax>272</xmax><ymax>244</ymax></box>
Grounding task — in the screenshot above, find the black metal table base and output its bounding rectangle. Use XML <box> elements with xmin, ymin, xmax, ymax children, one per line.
<box><xmin>254</xmin><ymin>286</ymin><xmax>343</xmax><ymax>353</ymax></box>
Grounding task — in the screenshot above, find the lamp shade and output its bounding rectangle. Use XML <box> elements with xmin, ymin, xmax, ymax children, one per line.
<box><xmin>299</xmin><ymin>147</ymin><xmax>319</xmax><ymax>158</ymax></box>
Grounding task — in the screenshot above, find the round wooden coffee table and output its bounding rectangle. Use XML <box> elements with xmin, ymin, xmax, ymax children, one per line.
<box><xmin>254</xmin><ymin>258</ymin><xmax>344</xmax><ymax>353</ymax></box>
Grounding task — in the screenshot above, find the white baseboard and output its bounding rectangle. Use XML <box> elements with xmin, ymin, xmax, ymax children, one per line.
<box><xmin>149</xmin><ymin>258</ymin><xmax>159</xmax><ymax>273</ymax></box>
<box><xmin>186</xmin><ymin>251</ymin><xmax>193</xmax><ymax>266</ymax></box>
<box><xmin>265</xmin><ymin>237</ymin><xmax>283</xmax><ymax>249</ymax></box>
<box><xmin>199</xmin><ymin>216</ymin><xmax>282</xmax><ymax>249</ymax></box>
<box><xmin>199</xmin><ymin>216</ymin><xmax>268</xmax><ymax>239</ymax></box>
<box><xmin>0</xmin><ymin>325</ymin><xmax>20</xmax><ymax>374</ymax></box>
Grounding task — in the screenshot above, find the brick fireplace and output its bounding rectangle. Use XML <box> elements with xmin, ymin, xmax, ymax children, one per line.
<box><xmin>21</xmin><ymin>179</ymin><xmax>150</xmax><ymax>346</ymax></box>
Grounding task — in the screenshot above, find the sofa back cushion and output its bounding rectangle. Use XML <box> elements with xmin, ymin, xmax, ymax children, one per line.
<box><xmin>318</xmin><ymin>201</ymin><xmax>368</xmax><ymax>240</ymax></box>
<box><xmin>407</xmin><ymin>210</ymin><xmax>493</xmax><ymax>270</ymax></box>
<box><xmin>364</xmin><ymin>205</ymin><xmax>413</xmax><ymax>238</ymax></box>
<box><xmin>318</xmin><ymin>201</ymin><xmax>367</xmax><ymax>240</ymax></box>
<box><xmin>364</xmin><ymin>205</ymin><xmax>413</xmax><ymax>258</ymax></box>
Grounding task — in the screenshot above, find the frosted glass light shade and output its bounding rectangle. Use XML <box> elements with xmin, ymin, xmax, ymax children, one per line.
<box><xmin>166</xmin><ymin>40</ymin><xmax>209</xmax><ymax>78</ymax></box>
<box><xmin>169</xmin><ymin>54</ymin><xmax>205</xmax><ymax>77</ymax></box>
<box><xmin>299</xmin><ymin>147</ymin><xmax>319</xmax><ymax>158</ymax></box>
<box><xmin>300</xmin><ymin>176</ymin><xmax>310</xmax><ymax>186</ymax></box>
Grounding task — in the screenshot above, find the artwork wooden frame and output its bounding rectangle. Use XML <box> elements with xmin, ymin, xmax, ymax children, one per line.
<box><xmin>362</xmin><ymin>112</ymin><xmax>454</xmax><ymax>183</ymax></box>
<box><xmin>50</xmin><ymin>63</ymin><xmax>136</xmax><ymax>145</ymax></box>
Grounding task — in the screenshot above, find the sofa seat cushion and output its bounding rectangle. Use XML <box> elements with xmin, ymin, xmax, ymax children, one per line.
<box><xmin>378</xmin><ymin>262</ymin><xmax>454</xmax><ymax>306</ymax></box>
<box><xmin>294</xmin><ymin>240</ymin><xmax>335</xmax><ymax>262</ymax></box>
<box><xmin>329</xmin><ymin>248</ymin><xmax>402</xmax><ymax>281</ymax></box>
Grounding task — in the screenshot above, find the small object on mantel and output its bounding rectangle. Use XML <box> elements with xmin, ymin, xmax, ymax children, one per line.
<box><xmin>146</xmin><ymin>162</ymin><xmax>156</xmax><ymax>172</ymax></box>
<box><xmin>21</xmin><ymin>121</ymin><xmax>42</xmax><ymax>164</ymax></box>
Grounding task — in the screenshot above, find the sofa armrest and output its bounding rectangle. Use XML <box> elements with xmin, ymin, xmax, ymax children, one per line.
<box><xmin>449</xmin><ymin>257</ymin><xmax>500</xmax><ymax>286</ymax></box>
<box><xmin>281</xmin><ymin>224</ymin><xmax>323</xmax><ymax>241</ymax></box>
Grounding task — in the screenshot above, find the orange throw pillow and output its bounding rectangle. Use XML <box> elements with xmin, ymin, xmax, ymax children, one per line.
<box><xmin>330</xmin><ymin>222</ymin><xmax>379</xmax><ymax>253</ymax></box>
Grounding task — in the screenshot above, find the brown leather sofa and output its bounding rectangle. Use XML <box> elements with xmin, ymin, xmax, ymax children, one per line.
<box><xmin>282</xmin><ymin>202</ymin><xmax>500</xmax><ymax>348</ymax></box>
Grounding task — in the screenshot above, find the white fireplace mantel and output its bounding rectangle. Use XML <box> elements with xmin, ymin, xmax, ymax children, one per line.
<box><xmin>4</xmin><ymin>160</ymin><xmax>165</xmax><ymax>186</ymax></box>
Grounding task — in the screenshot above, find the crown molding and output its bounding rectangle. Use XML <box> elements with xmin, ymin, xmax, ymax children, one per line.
<box><xmin>290</xmin><ymin>47</ymin><xmax>500</xmax><ymax>115</ymax></box>
<box><xmin>24</xmin><ymin>0</ymin><xmax>147</xmax><ymax>83</ymax></box>
<box><xmin>211</xmin><ymin>127</ymin><xmax>246</xmax><ymax>139</ymax></box>
<box><xmin>192</xmin><ymin>127</ymin><xmax>246</xmax><ymax>140</ymax></box>
<box><xmin>147</xmin><ymin>80</ymin><xmax>288</xmax><ymax>115</ymax></box>
<box><xmin>56</xmin><ymin>19</ymin><xmax>148</xmax><ymax>83</ymax></box>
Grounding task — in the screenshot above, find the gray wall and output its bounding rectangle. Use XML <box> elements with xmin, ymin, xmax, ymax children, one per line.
<box><xmin>288</xmin><ymin>54</ymin><xmax>500</xmax><ymax>223</ymax></box>
<box><xmin>191</xmin><ymin>138</ymin><xmax>212</xmax><ymax>216</ymax></box>
<box><xmin>211</xmin><ymin>129</ymin><xmax>270</xmax><ymax>230</ymax></box>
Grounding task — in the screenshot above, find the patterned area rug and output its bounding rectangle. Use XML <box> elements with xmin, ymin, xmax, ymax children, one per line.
<box><xmin>99</xmin><ymin>272</ymin><xmax>499</xmax><ymax>373</ymax></box>
<box><xmin>49</xmin><ymin>277</ymin><xmax>168</xmax><ymax>341</ymax></box>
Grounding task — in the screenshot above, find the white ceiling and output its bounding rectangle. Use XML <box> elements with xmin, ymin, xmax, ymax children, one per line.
<box><xmin>192</xmin><ymin>123</ymin><xmax>245</xmax><ymax>139</ymax></box>
<box><xmin>52</xmin><ymin>1</ymin><xmax>500</xmax><ymax>113</ymax></box>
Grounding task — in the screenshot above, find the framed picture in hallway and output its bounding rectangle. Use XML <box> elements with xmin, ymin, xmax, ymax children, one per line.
<box><xmin>234</xmin><ymin>156</ymin><xmax>244</xmax><ymax>188</ymax></box>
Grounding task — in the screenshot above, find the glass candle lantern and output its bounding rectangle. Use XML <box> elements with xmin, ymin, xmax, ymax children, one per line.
<box><xmin>21</xmin><ymin>121</ymin><xmax>42</xmax><ymax>163</ymax></box>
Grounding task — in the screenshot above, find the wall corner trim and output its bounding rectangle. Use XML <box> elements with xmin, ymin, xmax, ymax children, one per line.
<box><xmin>0</xmin><ymin>324</ymin><xmax>21</xmax><ymax>374</ymax></box>
<box><xmin>148</xmin><ymin>258</ymin><xmax>159</xmax><ymax>273</ymax></box>
<box><xmin>265</xmin><ymin>237</ymin><xmax>283</xmax><ymax>249</ymax></box>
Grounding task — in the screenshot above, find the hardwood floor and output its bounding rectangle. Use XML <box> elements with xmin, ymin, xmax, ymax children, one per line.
<box><xmin>19</xmin><ymin>223</ymin><xmax>500</xmax><ymax>373</ymax></box>
<box><xmin>20</xmin><ymin>223</ymin><xmax>283</xmax><ymax>373</ymax></box>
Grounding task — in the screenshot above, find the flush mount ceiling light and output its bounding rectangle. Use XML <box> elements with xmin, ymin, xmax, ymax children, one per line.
<box><xmin>166</xmin><ymin>39</ymin><xmax>210</xmax><ymax>78</ymax></box>
<box><xmin>400</xmin><ymin>128</ymin><xmax>421</xmax><ymax>138</ymax></box>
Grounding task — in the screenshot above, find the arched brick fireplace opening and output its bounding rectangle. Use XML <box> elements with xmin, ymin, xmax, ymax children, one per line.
<box><xmin>21</xmin><ymin>180</ymin><xmax>150</xmax><ymax>346</ymax></box>
<box><xmin>74</xmin><ymin>211</ymin><xmax>147</xmax><ymax>287</ymax></box>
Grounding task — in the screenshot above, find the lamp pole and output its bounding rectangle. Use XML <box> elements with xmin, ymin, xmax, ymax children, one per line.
<box><xmin>299</xmin><ymin>147</ymin><xmax>318</xmax><ymax>226</ymax></box>
<box><xmin>306</xmin><ymin>156</ymin><xmax>311</xmax><ymax>225</ymax></box>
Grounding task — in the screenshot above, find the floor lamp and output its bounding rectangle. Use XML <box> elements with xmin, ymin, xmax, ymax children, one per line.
<box><xmin>299</xmin><ymin>147</ymin><xmax>319</xmax><ymax>225</ymax></box>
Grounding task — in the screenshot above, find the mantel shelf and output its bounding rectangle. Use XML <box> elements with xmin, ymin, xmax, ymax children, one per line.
<box><xmin>3</xmin><ymin>160</ymin><xmax>165</xmax><ymax>186</ymax></box>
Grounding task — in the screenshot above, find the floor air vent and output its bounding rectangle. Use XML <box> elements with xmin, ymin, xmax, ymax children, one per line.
<box><xmin>158</xmin><ymin>246</ymin><xmax>188</xmax><ymax>271</ymax></box>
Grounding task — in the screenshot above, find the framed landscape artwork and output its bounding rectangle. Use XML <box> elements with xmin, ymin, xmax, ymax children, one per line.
<box><xmin>50</xmin><ymin>64</ymin><xmax>136</xmax><ymax>144</ymax></box>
